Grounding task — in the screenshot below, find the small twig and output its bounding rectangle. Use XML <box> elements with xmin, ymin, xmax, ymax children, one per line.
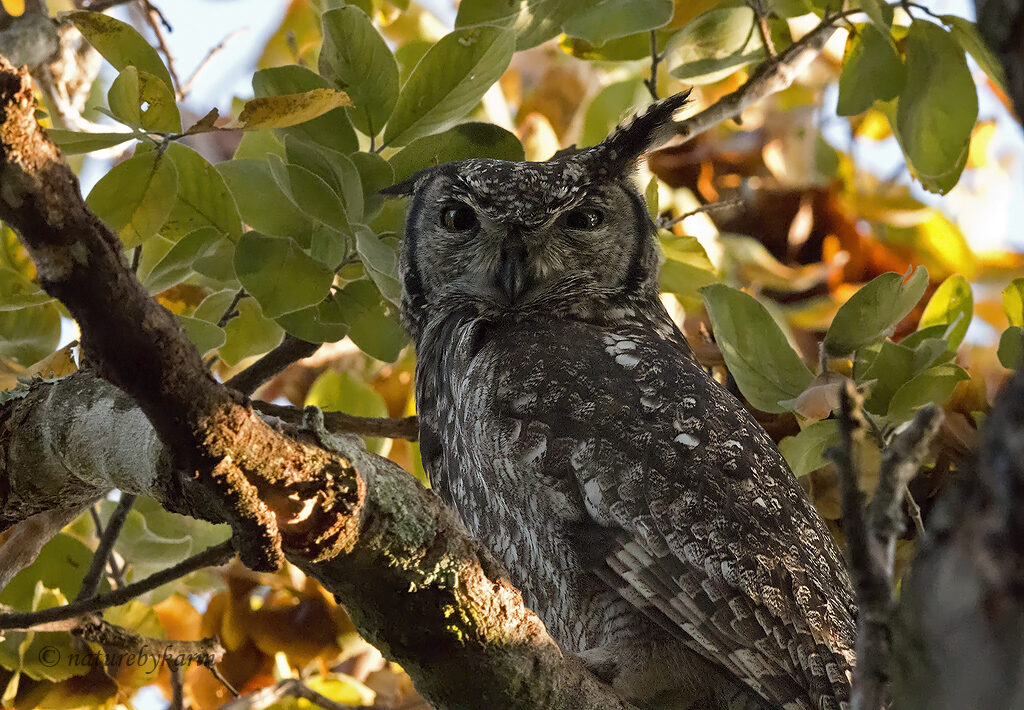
<box><xmin>130</xmin><ymin>245</ymin><xmax>142</xmax><ymax>272</ymax></box>
<box><xmin>748</xmin><ymin>0</ymin><xmax>777</xmax><ymax>59</ymax></box>
<box><xmin>219</xmin><ymin>677</ymin><xmax>381</xmax><ymax>710</ymax></box>
<box><xmin>657</xmin><ymin>197</ymin><xmax>744</xmax><ymax>230</ymax></box>
<box><xmin>216</xmin><ymin>288</ymin><xmax>247</xmax><ymax>328</ymax></box>
<box><xmin>76</xmin><ymin>493</ymin><xmax>136</xmax><ymax>601</ymax></box>
<box><xmin>643</xmin><ymin>30</ymin><xmax>661</xmax><ymax>101</ymax></box>
<box><xmin>177</xmin><ymin>28</ymin><xmax>248</xmax><ymax>100</ymax></box>
<box><xmin>210</xmin><ymin>664</ymin><xmax>240</xmax><ymax>697</ymax></box>
<box><xmin>904</xmin><ymin>484</ymin><xmax>925</xmax><ymax>538</ymax></box>
<box><xmin>828</xmin><ymin>384</ymin><xmax>941</xmax><ymax>710</ymax></box>
<box><xmin>140</xmin><ymin>2</ymin><xmax>181</xmax><ymax>95</ymax></box>
<box><xmin>225</xmin><ymin>334</ymin><xmax>319</xmax><ymax>396</ymax></box>
<box><xmin>169</xmin><ymin>661</ymin><xmax>185</xmax><ymax>710</ymax></box>
<box><xmin>0</xmin><ymin>541</ymin><xmax>235</xmax><ymax>630</ymax></box>
<box><xmin>253</xmin><ymin>400</ymin><xmax>419</xmax><ymax>441</ymax></box>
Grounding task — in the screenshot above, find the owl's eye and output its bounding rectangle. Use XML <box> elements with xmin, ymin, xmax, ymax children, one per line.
<box><xmin>440</xmin><ymin>203</ymin><xmax>478</xmax><ymax>232</ymax></box>
<box><xmin>564</xmin><ymin>207</ymin><xmax>604</xmax><ymax>230</ymax></box>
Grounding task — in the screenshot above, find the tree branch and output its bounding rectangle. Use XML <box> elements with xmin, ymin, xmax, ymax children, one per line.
<box><xmin>0</xmin><ymin>56</ymin><xmax>635</xmax><ymax>709</ymax></box>
<box><xmin>829</xmin><ymin>384</ymin><xmax>941</xmax><ymax>710</ymax></box>
<box><xmin>76</xmin><ymin>493</ymin><xmax>135</xmax><ymax>600</ymax></box>
<box><xmin>225</xmin><ymin>334</ymin><xmax>320</xmax><ymax>396</ymax></box>
<box><xmin>253</xmin><ymin>399</ymin><xmax>419</xmax><ymax>441</ymax></box>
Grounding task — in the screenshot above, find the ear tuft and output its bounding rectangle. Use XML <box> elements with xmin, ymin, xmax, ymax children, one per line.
<box><xmin>602</xmin><ymin>90</ymin><xmax>692</xmax><ymax>161</ymax></box>
<box><xmin>378</xmin><ymin>174</ymin><xmax>421</xmax><ymax>198</ymax></box>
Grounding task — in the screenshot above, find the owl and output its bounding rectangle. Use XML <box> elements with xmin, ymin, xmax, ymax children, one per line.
<box><xmin>383</xmin><ymin>94</ymin><xmax>857</xmax><ymax>710</ymax></box>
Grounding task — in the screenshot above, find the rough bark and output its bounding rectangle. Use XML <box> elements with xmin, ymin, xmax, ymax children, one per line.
<box><xmin>0</xmin><ymin>56</ymin><xmax>635</xmax><ymax>710</ymax></box>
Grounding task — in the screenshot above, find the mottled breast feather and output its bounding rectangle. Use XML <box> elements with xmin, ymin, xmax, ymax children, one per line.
<box><xmin>414</xmin><ymin>299</ymin><xmax>856</xmax><ymax>710</ymax></box>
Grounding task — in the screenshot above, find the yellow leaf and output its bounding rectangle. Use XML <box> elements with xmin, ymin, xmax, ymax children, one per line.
<box><xmin>852</xmin><ymin>109</ymin><xmax>892</xmax><ymax>140</ymax></box>
<box><xmin>236</xmin><ymin>89</ymin><xmax>352</xmax><ymax>130</ymax></box>
<box><xmin>966</xmin><ymin>119</ymin><xmax>996</xmax><ymax>170</ymax></box>
<box><xmin>26</xmin><ymin>343</ymin><xmax>78</xmax><ymax>379</ymax></box>
<box><xmin>1</xmin><ymin>0</ymin><xmax>24</xmax><ymax>16</ymax></box>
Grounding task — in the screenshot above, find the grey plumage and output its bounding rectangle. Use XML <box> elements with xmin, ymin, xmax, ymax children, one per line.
<box><xmin>388</xmin><ymin>94</ymin><xmax>856</xmax><ymax>710</ymax></box>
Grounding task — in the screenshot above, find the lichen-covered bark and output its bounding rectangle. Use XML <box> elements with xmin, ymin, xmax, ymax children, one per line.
<box><xmin>0</xmin><ymin>55</ymin><xmax>635</xmax><ymax>710</ymax></box>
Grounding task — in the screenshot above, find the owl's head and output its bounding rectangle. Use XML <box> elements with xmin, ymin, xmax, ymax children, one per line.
<box><xmin>383</xmin><ymin>92</ymin><xmax>690</xmax><ymax>339</ymax></box>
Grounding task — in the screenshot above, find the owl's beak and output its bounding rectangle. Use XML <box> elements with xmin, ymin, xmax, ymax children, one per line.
<box><xmin>497</xmin><ymin>239</ymin><xmax>528</xmax><ymax>303</ymax></box>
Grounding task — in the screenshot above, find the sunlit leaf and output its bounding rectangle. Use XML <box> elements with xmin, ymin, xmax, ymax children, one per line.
<box><xmin>253</xmin><ymin>65</ymin><xmax>359</xmax><ymax>154</ymax></box>
<box><xmin>46</xmin><ymin>129</ymin><xmax>134</xmax><ymax>155</ymax></box>
<box><xmin>779</xmin><ymin>420</ymin><xmax>839</xmax><ymax>477</ymax></box>
<box><xmin>194</xmin><ymin>290</ymin><xmax>283</xmax><ymax>366</ymax></box>
<box><xmin>701</xmin><ymin>284</ymin><xmax>814</xmax><ymax>413</ymax></box>
<box><xmin>894</xmin><ymin>20</ymin><xmax>978</xmax><ymax>194</ymax></box>
<box><xmin>388</xmin><ymin>122</ymin><xmax>524</xmax><ymax>183</ymax></box>
<box><xmin>237</xmin><ymin>89</ymin><xmax>352</xmax><ymax>130</ymax></box>
<box><xmin>234</xmin><ymin>231</ymin><xmax>335</xmax><ymax>318</ymax></box>
<box><xmin>1003</xmin><ymin>278</ymin><xmax>1024</xmax><ymax>327</ymax></box>
<box><xmin>919</xmin><ymin>274</ymin><xmax>973</xmax><ymax>349</ymax></box>
<box><xmin>562</xmin><ymin>0</ymin><xmax>673</xmax><ymax>43</ymax></box>
<box><xmin>941</xmin><ymin>14</ymin><xmax>1008</xmax><ymax>94</ymax></box>
<box><xmin>836</xmin><ymin>24</ymin><xmax>904</xmax><ymax>116</ymax></box>
<box><xmin>178</xmin><ymin>314</ymin><xmax>226</xmax><ymax>355</ymax></box>
<box><xmin>0</xmin><ymin>267</ymin><xmax>50</xmax><ymax>311</ymax></box>
<box><xmin>382</xmin><ymin>26</ymin><xmax>515</xmax><ymax>147</ymax></box>
<box><xmin>581</xmin><ymin>78</ymin><xmax>646</xmax><ymax>147</ymax></box>
<box><xmin>457</xmin><ymin>0</ymin><xmax>585</xmax><ymax>49</ymax></box>
<box><xmin>659</xmin><ymin>232</ymin><xmax>719</xmax><ymax>303</ymax></box>
<box><xmin>667</xmin><ymin>7</ymin><xmax>765</xmax><ymax>85</ymax></box>
<box><xmin>107</xmin><ymin>66</ymin><xmax>181</xmax><ymax>132</ymax></box>
<box><xmin>823</xmin><ymin>266</ymin><xmax>928</xmax><ymax>356</ymax></box>
<box><xmin>163</xmin><ymin>143</ymin><xmax>243</xmax><ymax>241</ymax></box>
<box><xmin>307</xmin><ymin>370</ymin><xmax>390</xmax><ymax>454</ymax></box>
<box><xmin>142</xmin><ymin>227</ymin><xmax>223</xmax><ymax>294</ymax></box>
<box><xmin>0</xmin><ymin>302</ymin><xmax>60</xmax><ymax>366</ymax></box>
<box><xmin>86</xmin><ymin>146</ymin><xmax>178</xmax><ymax>248</ymax></box>
<box><xmin>320</xmin><ymin>7</ymin><xmax>399</xmax><ymax>137</ymax></box>
<box><xmin>68</xmin><ymin>11</ymin><xmax>174</xmax><ymax>90</ymax></box>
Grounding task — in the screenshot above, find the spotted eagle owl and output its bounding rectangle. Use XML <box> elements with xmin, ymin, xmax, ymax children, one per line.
<box><xmin>384</xmin><ymin>94</ymin><xmax>857</xmax><ymax>710</ymax></box>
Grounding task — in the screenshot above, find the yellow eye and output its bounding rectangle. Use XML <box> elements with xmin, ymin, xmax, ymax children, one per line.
<box><xmin>564</xmin><ymin>207</ymin><xmax>604</xmax><ymax>230</ymax></box>
<box><xmin>440</xmin><ymin>203</ymin><xmax>478</xmax><ymax>232</ymax></box>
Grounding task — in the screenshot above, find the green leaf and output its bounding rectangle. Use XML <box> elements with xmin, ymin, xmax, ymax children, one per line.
<box><xmin>658</xmin><ymin>232</ymin><xmax>719</xmax><ymax>302</ymax></box>
<box><xmin>351</xmin><ymin>151</ymin><xmax>394</xmax><ymax>220</ymax></box>
<box><xmin>998</xmin><ymin>326</ymin><xmax>1024</xmax><ymax>370</ymax></box>
<box><xmin>836</xmin><ymin>24</ymin><xmax>905</xmax><ymax>116</ymax></box>
<box><xmin>192</xmin><ymin>239</ymin><xmax>237</xmax><ymax>284</ymax></box>
<box><xmin>234</xmin><ymin>231</ymin><xmax>335</xmax><ymax>318</ymax></box>
<box><xmin>237</xmin><ymin>89</ymin><xmax>352</xmax><ymax>130</ymax></box>
<box><xmin>562</xmin><ymin>0</ymin><xmax>673</xmax><ymax>43</ymax></box>
<box><xmin>163</xmin><ymin>143</ymin><xmax>243</xmax><ymax>241</ymax></box>
<box><xmin>668</xmin><ymin>7</ymin><xmax>765</xmax><ymax>85</ymax></box>
<box><xmin>823</xmin><ymin>266</ymin><xmax>928</xmax><ymax>356</ymax></box>
<box><xmin>283</xmin><ymin>137</ymin><xmax>363</xmax><ymax>220</ymax></box>
<box><xmin>217</xmin><ymin>158</ymin><xmax>316</xmax><ymax>246</ymax></box>
<box><xmin>887</xmin><ymin>363</ymin><xmax>968</xmax><ymax>420</ymax></box>
<box><xmin>85</xmin><ymin>146</ymin><xmax>178</xmax><ymax>248</ymax></box>
<box><xmin>355</xmin><ymin>227</ymin><xmax>401</xmax><ymax>304</ymax></box>
<box><xmin>334</xmin><ymin>280</ymin><xmax>406</xmax><ymax>362</ymax></box>
<box><xmin>1002</xmin><ymin>278</ymin><xmax>1024</xmax><ymax>327</ymax></box>
<box><xmin>141</xmin><ymin>227</ymin><xmax>222</xmax><ymax>293</ymax></box>
<box><xmin>779</xmin><ymin>419</ymin><xmax>839</xmax><ymax>477</ymax></box>
<box><xmin>106</xmin><ymin>66</ymin><xmax>181</xmax><ymax>132</ymax></box>
<box><xmin>0</xmin><ymin>302</ymin><xmax>60</xmax><ymax>365</ymax></box>
<box><xmin>177</xmin><ymin>314</ymin><xmax>226</xmax><ymax>355</ymax></box>
<box><xmin>320</xmin><ymin>7</ymin><xmax>399</xmax><ymax>138</ymax></box>
<box><xmin>306</xmin><ymin>370</ymin><xmax>390</xmax><ymax>454</ymax></box>
<box><xmin>701</xmin><ymin>284</ymin><xmax>814</xmax><ymax>413</ymax></box>
<box><xmin>68</xmin><ymin>11</ymin><xmax>174</xmax><ymax>90</ymax></box>
<box><xmin>941</xmin><ymin>14</ymin><xmax>1008</xmax><ymax>94</ymax></box>
<box><xmin>232</xmin><ymin>129</ymin><xmax>284</xmax><ymax>160</ymax></box>
<box><xmin>0</xmin><ymin>533</ymin><xmax>92</xmax><ymax>609</ymax></box>
<box><xmin>894</xmin><ymin>20</ymin><xmax>978</xmax><ymax>194</ymax></box>
<box><xmin>918</xmin><ymin>274</ymin><xmax>972</xmax><ymax>349</ymax></box>
<box><xmin>581</xmin><ymin>78</ymin><xmax>646</xmax><ymax>147</ymax></box>
<box><xmin>382</xmin><ymin>26</ymin><xmax>515</xmax><ymax>147</ymax></box>
<box><xmin>0</xmin><ymin>267</ymin><xmax>50</xmax><ymax>311</ymax></box>
<box><xmin>252</xmin><ymin>65</ymin><xmax>358</xmax><ymax>153</ymax></box>
<box><xmin>310</xmin><ymin>224</ymin><xmax>351</xmax><ymax>268</ymax></box>
<box><xmin>276</xmin><ymin>294</ymin><xmax>350</xmax><ymax>343</ymax></box>
<box><xmin>860</xmin><ymin>0</ymin><xmax>890</xmax><ymax>30</ymax></box>
<box><xmin>194</xmin><ymin>291</ymin><xmax>284</xmax><ymax>366</ymax></box>
<box><xmin>456</xmin><ymin>0</ymin><xmax>585</xmax><ymax>49</ymax></box>
<box><xmin>45</xmin><ymin>129</ymin><xmax>134</xmax><ymax>154</ymax></box>
<box><xmin>860</xmin><ymin>339</ymin><xmax>916</xmax><ymax>414</ymax></box>
<box><xmin>267</xmin><ymin>154</ymin><xmax>349</xmax><ymax>229</ymax></box>
<box><xmin>388</xmin><ymin>122</ymin><xmax>524</xmax><ymax>183</ymax></box>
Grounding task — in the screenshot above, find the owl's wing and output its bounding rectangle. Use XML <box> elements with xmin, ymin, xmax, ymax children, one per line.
<box><xmin>516</xmin><ymin>315</ymin><xmax>856</xmax><ymax>710</ymax></box>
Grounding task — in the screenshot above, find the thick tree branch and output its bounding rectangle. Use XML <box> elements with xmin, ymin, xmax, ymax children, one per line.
<box><xmin>0</xmin><ymin>57</ymin><xmax>634</xmax><ymax>709</ymax></box>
